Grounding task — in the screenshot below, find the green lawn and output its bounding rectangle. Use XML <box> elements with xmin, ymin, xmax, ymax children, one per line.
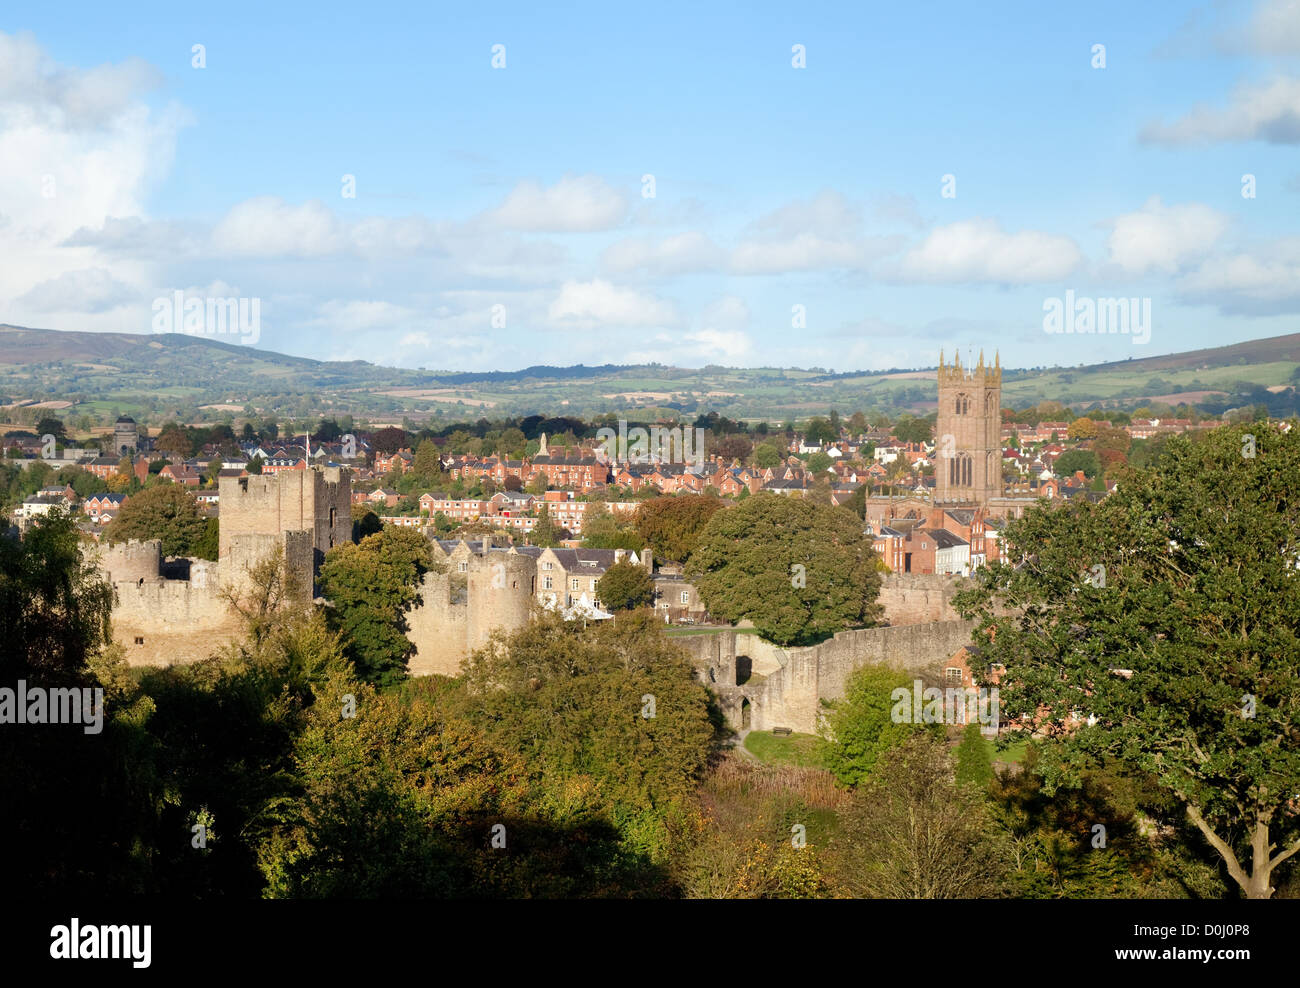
<box><xmin>986</xmin><ymin>737</ymin><xmax>1029</xmax><ymax>764</ymax></box>
<box><xmin>743</xmin><ymin>730</ymin><xmax>829</xmax><ymax>769</ymax></box>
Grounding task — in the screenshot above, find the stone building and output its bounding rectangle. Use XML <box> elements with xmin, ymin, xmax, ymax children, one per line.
<box><xmin>218</xmin><ymin>466</ymin><xmax>351</xmax><ymax>598</ymax></box>
<box><xmin>405</xmin><ymin>539</ymin><xmax>655</xmax><ymax>676</ymax></box>
<box><xmin>406</xmin><ymin>538</ymin><xmax>540</xmax><ymax>677</ymax></box>
<box><xmin>104</xmin><ymin>465</ymin><xmax>352</xmax><ymax>664</ymax></box>
<box><xmin>113</xmin><ymin>416</ymin><xmax>139</xmax><ymax>455</ymax></box>
<box><xmin>935</xmin><ymin>349</ymin><xmax>1002</xmax><ymax>506</ymax></box>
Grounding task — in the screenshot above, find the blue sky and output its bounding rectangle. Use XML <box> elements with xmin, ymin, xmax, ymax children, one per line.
<box><xmin>2</xmin><ymin>0</ymin><xmax>1298</xmax><ymax>371</ymax></box>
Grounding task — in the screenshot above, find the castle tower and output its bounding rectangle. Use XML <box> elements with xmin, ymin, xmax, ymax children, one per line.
<box><xmin>935</xmin><ymin>349</ymin><xmax>1001</xmax><ymax>506</ymax></box>
<box><xmin>217</xmin><ymin>464</ymin><xmax>352</xmax><ymax>597</ymax></box>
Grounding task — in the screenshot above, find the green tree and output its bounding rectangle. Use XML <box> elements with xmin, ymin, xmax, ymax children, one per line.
<box><xmin>804</xmin><ymin>417</ymin><xmax>836</xmax><ymax>445</ymax></box>
<box><xmin>953</xmin><ymin>423</ymin><xmax>1300</xmax><ymax>899</ymax></box>
<box><xmin>318</xmin><ymin>527</ymin><xmax>440</xmax><ymax>686</ymax></box>
<box><xmin>194</xmin><ymin>517</ymin><xmax>219</xmax><ymax>561</ymax></box>
<box><xmin>597</xmin><ymin>560</ymin><xmax>654</xmax><ymax>611</ymax></box>
<box><xmin>103</xmin><ymin>484</ymin><xmax>209</xmax><ymax>557</ymax></box>
<box><xmin>581</xmin><ymin>503</ymin><xmax>641</xmax><ymax>550</ymax></box>
<box><xmin>1053</xmin><ymin>449</ymin><xmax>1100</xmax><ymax>479</ymax></box>
<box><xmin>634</xmin><ymin>495</ymin><xmax>724</xmax><ymax>564</ymax></box>
<box><xmin>531</xmin><ymin>503</ymin><xmax>563</xmax><ymax>547</ymax></box>
<box><xmin>821</xmin><ymin>665</ymin><xmax>940</xmax><ymax>786</ymax></box>
<box><xmin>807</xmin><ymin>451</ymin><xmax>832</xmax><ymax>474</ymax></box>
<box><xmin>753</xmin><ymin>443</ymin><xmax>783</xmax><ymax>469</ymax></box>
<box><xmin>459</xmin><ymin>610</ymin><xmax>715</xmax><ymax>854</ymax></box>
<box><xmin>689</xmin><ymin>493</ymin><xmax>882</xmax><ymax>646</ymax></box>
<box><xmin>411</xmin><ymin>439</ymin><xmax>442</xmax><ymax>485</ymax></box>
<box><xmin>955</xmin><ymin>722</ymin><xmax>994</xmax><ymax>789</ymax></box>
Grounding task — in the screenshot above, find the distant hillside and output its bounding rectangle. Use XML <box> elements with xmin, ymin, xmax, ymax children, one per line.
<box><xmin>0</xmin><ymin>324</ymin><xmax>1296</xmax><ymax>426</ymax></box>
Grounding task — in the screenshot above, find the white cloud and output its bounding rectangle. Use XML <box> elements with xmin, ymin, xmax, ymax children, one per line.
<box><xmin>731</xmin><ymin>233</ymin><xmax>885</xmax><ymax>274</ymax></box>
<box><xmin>1247</xmin><ymin>0</ymin><xmax>1300</xmax><ymax>55</ymax></box>
<box><xmin>0</xmin><ymin>32</ymin><xmax>188</xmax><ymax>331</ymax></box>
<box><xmin>547</xmin><ymin>279</ymin><xmax>680</xmax><ymax>329</ymax></box>
<box><xmin>601</xmin><ymin>231</ymin><xmax>726</xmax><ymax>275</ymax></box>
<box><xmin>211</xmin><ymin>197</ymin><xmax>347</xmax><ymax>257</ymax></box>
<box><xmin>1177</xmin><ymin>239</ymin><xmax>1300</xmax><ymax>315</ymax></box>
<box><xmin>746</xmin><ymin>189</ymin><xmax>864</xmax><ymax>240</ymax></box>
<box><xmin>0</xmin><ymin>31</ymin><xmax>162</xmax><ymax>129</ymax></box>
<box><xmin>487</xmin><ymin>174</ymin><xmax>628</xmax><ymax>232</ymax></box>
<box><xmin>1106</xmin><ymin>197</ymin><xmax>1229</xmax><ymax>275</ymax></box>
<box><xmin>624</xmin><ymin>328</ymin><xmax>752</xmax><ymax>365</ymax></box>
<box><xmin>1140</xmin><ymin>76</ymin><xmax>1300</xmax><ymax>146</ymax></box>
<box><xmin>680</xmin><ymin>328</ymin><xmax>753</xmax><ymax>363</ymax></box>
<box><xmin>15</xmin><ymin>267</ymin><xmax>136</xmax><ymax>313</ymax></box>
<box><xmin>895</xmin><ymin>219</ymin><xmax>1081</xmax><ymax>283</ymax></box>
<box><xmin>699</xmin><ymin>294</ymin><xmax>750</xmax><ymax>332</ymax></box>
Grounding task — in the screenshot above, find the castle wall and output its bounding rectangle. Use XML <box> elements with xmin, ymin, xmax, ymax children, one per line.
<box><xmin>97</xmin><ymin>539</ymin><xmax>162</xmax><ymax>584</ymax></box>
<box><xmin>407</xmin><ymin>569</ymin><xmax>470</xmax><ymax>676</ymax></box>
<box><xmin>407</xmin><ymin>542</ymin><xmax>535</xmax><ymax>677</ymax></box>
<box><xmin>877</xmin><ymin>573</ymin><xmax>964</xmax><ymax>624</ymax></box>
<box><xmin>467</xmin><ymin>549</ymin><xmax>535</xmax><ymax>654</ymax></box>
<box><xmin>110</xmin><ymin>573</ymin><xmax>242</xmax><ymax>666</ymax></box>
<box><xmin>677</xmin><ymin>621</ymin><xmax>977</xmax><ymax>735</ymax></box>
<box><xmin>103</xmin><ymin>468</ymin><xmax>353</xmax><ymax>669</ymax></box>
<box><xmin>218</xmin><ymin>468</ymin><xmax>351</xmax><ymax>568</ymax></box>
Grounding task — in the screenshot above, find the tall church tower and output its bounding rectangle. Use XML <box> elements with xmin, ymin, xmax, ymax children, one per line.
<box><xmin>935</xmin><ymin>349</ymin><xmax>1001</xmax><ymax>505</ymax></box>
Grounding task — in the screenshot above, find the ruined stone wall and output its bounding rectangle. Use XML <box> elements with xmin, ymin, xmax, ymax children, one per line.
<box><xmin>407</xmin><ymin>569</ymin><xmax>471</xmax><ymax>676</ymax></box>
<box><xmin>407</xmin><ymin>546</ymin><xmax>535</xmax><ymax>677</ymax></box>
<box><xmin>109</xmin><ymin>573</ymin><xmax>241</xmax><ymax>667</ymax></box>
<box><xmin>218</xmin><ymin>467</ymin><xmax>351</xmax><ymax>583</ymax></box>
<box><xmin>877</xmin><ymin>573</ymin><xmax>965</xmax><ymax>625</ymax></box>
<box><xmin>676</xmin><ymin>620</ymin><xmax>977</xmax><ymax>735</ymax></box>
<box><xmin>96</xmin><ymin>539</ymin><xmax>162</xmax><ymax>584</ymax></box>
<box><xmin>467</xmin><ymin>549</ymin><xmax>535</xmax><ymax>654</ymax></box>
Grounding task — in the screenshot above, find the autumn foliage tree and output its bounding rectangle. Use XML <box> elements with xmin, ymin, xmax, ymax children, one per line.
<box><xmin>953</xmin><ymin>423</ymin><xmax>1300</xmax><ymax>898</ymax></box>
<box><xmin>634</xmin><ymin>494</ymin><xmax>723</xmax><ymax>564</ymax></box>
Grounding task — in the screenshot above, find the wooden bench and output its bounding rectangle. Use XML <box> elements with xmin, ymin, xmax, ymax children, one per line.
<box><xmin>772</xmin><ymin>726</ymin><xmax>793</xmax><ymax>737</ymax></box>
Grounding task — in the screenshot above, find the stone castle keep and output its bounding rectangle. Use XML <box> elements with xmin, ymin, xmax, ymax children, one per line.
<box><xmin>102</xmin><ymin>466</ymin><xmax>352</xmax><ymax>664</ymax></box>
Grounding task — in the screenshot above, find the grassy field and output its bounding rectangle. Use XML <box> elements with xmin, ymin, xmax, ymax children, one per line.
<box><xmin>987</xmin><ymin>737</ymin><xmax>1029</xmax><ymax>764</ymax></box>
<box><xmin>743</xmin><ymin>730</ymin><xmax>829</xmax><ymax>769</ymax></box>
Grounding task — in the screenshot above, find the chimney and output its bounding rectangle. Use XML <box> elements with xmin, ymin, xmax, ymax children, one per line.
<box><xmin>481</xmin><ymin>535</ymin><xmax>490</xmax><ymax>554</ymax></box>
<box><xmin>614</xmin><ymin>549</ymin><xmax>626</xmax><ymax>564</ymax></box>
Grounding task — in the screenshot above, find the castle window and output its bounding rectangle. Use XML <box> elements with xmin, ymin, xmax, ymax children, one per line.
<box><xmin>134</xmin><ymin>637</ymin><xmax>144</xmax><ymax>645</ymax></box>
<box><xmin>458</xmin><ymin>562</ymin><xmax>468</xmax><ymax>572</ymax></box>
<box><xmin>571</xmin><ymin>579</ymin><xmax>580</xmax><ymax>590</ymax></box>
<box><xmin>680</xmin><ymin>591</ymin><xmax>689</xmax><ymax>604</ymax></box>
<box><xmin>544</xmin><ymin>577</ymin><xmax>553</xmax><ymax>590</ymax></box>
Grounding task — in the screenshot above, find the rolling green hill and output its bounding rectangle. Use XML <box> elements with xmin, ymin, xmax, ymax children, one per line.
<box><xmin>1</xmin><ymin>324</ymin><xmax>1297</xmax><ymax>427</ymax></box>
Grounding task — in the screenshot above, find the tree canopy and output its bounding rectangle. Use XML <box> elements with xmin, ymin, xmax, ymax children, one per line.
<box><xmin>953</xmin><ymin>422</ymin><xmax>1300</xmax><ymax>898</ymax></box>
<box><xmin>103</xmin><ymin>484</ymin><xmax>212</xmax><ymax>558</ymax></box>
<box><xmin>689</xmin><ymin>493</ymin><xmax>882</xmax><ymax>646</ymax></box>
<box><xmin>634</xmin><ymin>495</ymin><xmax>723</xmax><ymax>564</ymax></box>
